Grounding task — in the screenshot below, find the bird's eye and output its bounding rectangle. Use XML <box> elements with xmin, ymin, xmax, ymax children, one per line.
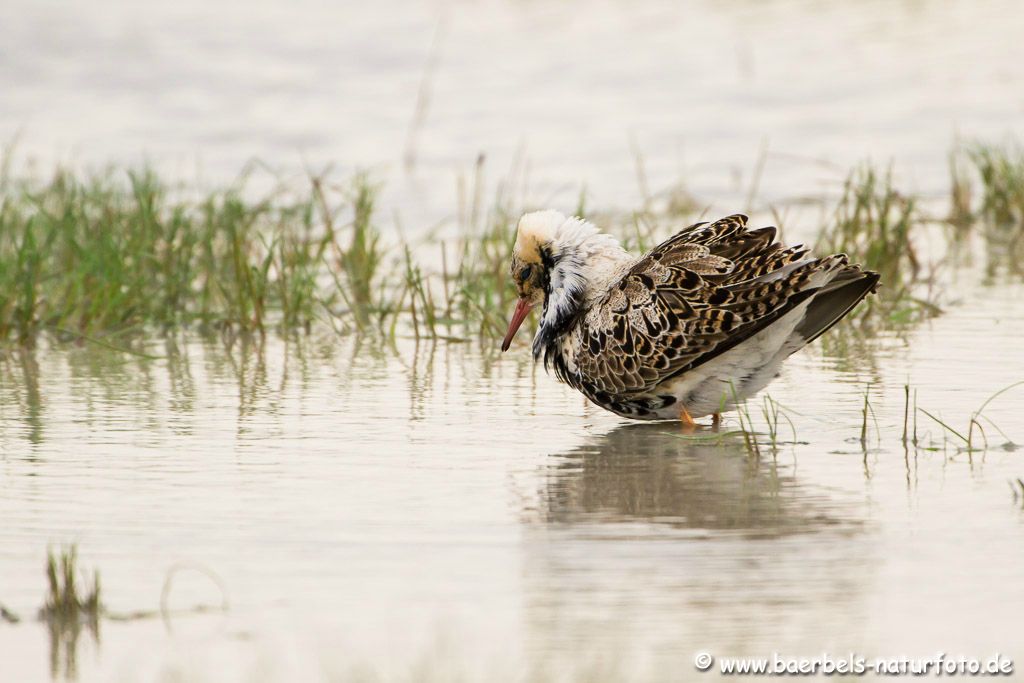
<box><xmin>519</xmin><ymin>265</ymin><xmax>533</xmax><ymax>281</ymax></box>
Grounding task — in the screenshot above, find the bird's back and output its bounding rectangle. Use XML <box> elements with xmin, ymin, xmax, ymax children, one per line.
<box><xmin>547</xmin><ymin>214</ymin><xmax>878</xmax><ymax>419</ymax></box>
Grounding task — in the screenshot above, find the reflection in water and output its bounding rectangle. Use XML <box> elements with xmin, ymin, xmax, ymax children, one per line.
<box><xmin>0</xmin><ymin>331</ymin><xmax>338</xmax><ymax>449</ymax></box>
<box><xmin>535</xmin><ymin>423</ymin><xmax>854</xmax><ymax>537</ymax></box>
<box><xmin>164</xmin><ymin>336</ymin><xmax>198</xmax><ymax>430</ymax></box>
<box><xmin>519</xmin><ymin>424</ymin><xmax>871</xmax><ymax>674</ymax></box>
<box><xmin>0</xmin><ymin>347</ymin><xmax>45</xmax><ymax>446</ymax></box>
<box><xmin>18</xmin><ymin>348</ymin><xmax>43</xmax><ymax>446</ymax></box>
<box><xmin>982</xmin><ymin>225</ymin><xmax>1024</xmax><ymax>282</ymax></box>
<box><xmin>47</xmin><ymin>616</ymin><xmax>99</xmax><ymax>682</ymax></box>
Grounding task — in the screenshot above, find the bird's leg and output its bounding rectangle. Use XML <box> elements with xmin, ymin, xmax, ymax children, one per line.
<box><xmin>679</xmin><ymin>405</ymin><xmax>697</xmax><ymax>433</ymax></box>
<box><xmin>712</xmin><ymin>412</ymin><xmax>721</xmax><ymax>430</ymax></box>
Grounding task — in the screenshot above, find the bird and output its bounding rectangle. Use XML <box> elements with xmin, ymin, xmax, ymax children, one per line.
<box><xmin>500</xmin><ymin>210</ymin><xmax>879</xmax><ymax>427</ymax></box>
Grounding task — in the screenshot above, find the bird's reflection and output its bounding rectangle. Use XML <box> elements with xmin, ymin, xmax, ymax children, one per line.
<box><xmin>520</xmin><ymin>423</ymin><xmax>872</xmax><ymax>674</ymax></box>
<box><xmin>534</xmin><ymin>422</ymin><xmax>855</xmax><ymax>537</ymax></box>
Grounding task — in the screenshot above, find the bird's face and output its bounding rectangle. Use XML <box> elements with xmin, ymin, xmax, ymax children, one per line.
<box><xmin>501</xmin><ymin>245</ymin><xmax>546</xmax><ymax>352</ymax></box>
<box><xmin>501</xmin><ymin>211</ymin><xmax>565</xmax><ymax>351</ymax></box>
<box><xmin>509</xmin><ymin>257</ymin><xmax>545</xmax><ymax>306</ymax></box>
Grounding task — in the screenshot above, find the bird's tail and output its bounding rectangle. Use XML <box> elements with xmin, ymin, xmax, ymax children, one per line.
<box><xmin>792</xmin><ymin>265</ymin><xmax>880</xmax><ymax>345</ymax></box>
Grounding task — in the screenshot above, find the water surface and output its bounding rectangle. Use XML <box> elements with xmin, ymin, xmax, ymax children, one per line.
<box><xmin>1</xmin><ymin>279</ymin><xmax>1023</xmax><ymax>680</ymax></box>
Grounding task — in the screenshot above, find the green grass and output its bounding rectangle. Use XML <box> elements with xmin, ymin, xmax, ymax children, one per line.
<box><xmin>0</xmin><ymin>168</ymin><xmax>337</xmax><ymax>342</ymax></box>
<box><xmin>966</xmin><ymin>143</ymin><xmax>1024</xmax><ymax>226</ymax></box>
<box><xmin>950</xmin><ymin>142</ymin><xmax>1024</xmax><ymax>277</ymax></box>
<box><xmin>947</xmin><ymin>148</ymin><xmax>974</xmax><ymax>229</ymax></box>
<box><xmin>2</xmin><ymin>142</ymin><xmax>1023</xmax><ymax>347</ymax></box>
<box><xmin>816</xmin><ymin>165</ymin><xmax>940</xmax><ymax>327</ymax></box>
<box><xmin>0</xmin><ymin>160</ymin><xmax>532</xmax><ymax>345</ymax></box>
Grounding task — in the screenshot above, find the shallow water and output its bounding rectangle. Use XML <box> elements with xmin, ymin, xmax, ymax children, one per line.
<box><xmin>1</xmin><ymin>276</ymin><xmax>1023</xmax><ymax>681</ymax></box>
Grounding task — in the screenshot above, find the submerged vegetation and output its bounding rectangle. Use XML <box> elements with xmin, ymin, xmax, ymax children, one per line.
<box><xmin>909</xmin><ymin>380</ymin><xmax>1024</xmax><ymax>453</ymax></box>
<box><xmin>41</xmin><ymin>546</ymin><xmax>102</xmax><ymax>623</ymax></box>
<box><xmin>39</xmin><ymin>547</ymin><xmax>102</xmax><ymax>681</ymax></box>
<box><xmin>0</xmin><ymin>545</ymin><xmax>230</xmax><ymax>678</ymax></box>
<box><xmin>1</xmin><ymin>140</ymin><xmax>1023</xmax><ymax>347</ymax></box>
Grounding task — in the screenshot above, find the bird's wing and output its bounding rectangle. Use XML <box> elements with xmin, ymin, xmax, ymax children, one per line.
<box><xmin>573</xmin><ymin>214</ymin><xmax>860</xmax><ymax>397</ymax></box>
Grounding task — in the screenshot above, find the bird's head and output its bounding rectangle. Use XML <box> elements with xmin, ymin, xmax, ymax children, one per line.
<box><xmin>501</xmin><ymin>210</ymin><xmax>626</xmax><ymax>354</ymax></box>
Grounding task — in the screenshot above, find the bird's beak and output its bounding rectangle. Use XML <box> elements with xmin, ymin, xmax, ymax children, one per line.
<box><xmin>501</xmin><ymin>298</ymin><xmax>534</xmax><ymax>352</ymax></box>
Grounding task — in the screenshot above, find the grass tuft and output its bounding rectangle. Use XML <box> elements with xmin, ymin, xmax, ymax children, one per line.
<box><xmin>40</xmin><ymin>546</ymin><xmax>102</xmax><ymax>624</ymax></box>
<box><xmin>817</xmin><ymin>166</ymin><xmax>940</xmax><ymax>327</ymax></box>
<box><xmin>0</xmin><ymin>168</ymin><xmax>345</xmax><ymax>341</ymax></box>
<box><xmin>967</xmin><ymin>144</ymin><xmax>1024</xmax><ymax>226</ymax></box>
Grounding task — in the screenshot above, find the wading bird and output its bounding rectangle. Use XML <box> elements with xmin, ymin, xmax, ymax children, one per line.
<box><xmin>500</xmin><ymin>211</ymin><xmax>878</xmax><ymax>427</ymax></box>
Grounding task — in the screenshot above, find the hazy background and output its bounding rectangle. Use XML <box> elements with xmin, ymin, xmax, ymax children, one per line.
<box><xmin>3</xmin><ymin>0</ymin><xmax>1023</xmax><ymax>223</ymax></box>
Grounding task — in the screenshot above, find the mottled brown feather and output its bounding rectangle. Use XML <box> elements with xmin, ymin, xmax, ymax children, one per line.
<box><xmin>567</xmin><ymin>214</ymin><xmax>852</xmax><ymax>399</ymax></box>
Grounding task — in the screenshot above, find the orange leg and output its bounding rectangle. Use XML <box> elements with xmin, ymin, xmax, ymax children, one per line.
<box><xmin>712</xmin><ymin>412</ymin><xmax>721</xmax><ymax>430</ymax></box>
<box><xmin>679</xmin><ymin>405</ymin><xmax>697</xmax><ymax>433</ymax></box>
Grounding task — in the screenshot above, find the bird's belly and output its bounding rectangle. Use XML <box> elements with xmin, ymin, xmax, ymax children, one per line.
<box><xmin>645</xmin><ymin>359</ymin><xmax>771</xmax><ymax>419</ymax></box>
